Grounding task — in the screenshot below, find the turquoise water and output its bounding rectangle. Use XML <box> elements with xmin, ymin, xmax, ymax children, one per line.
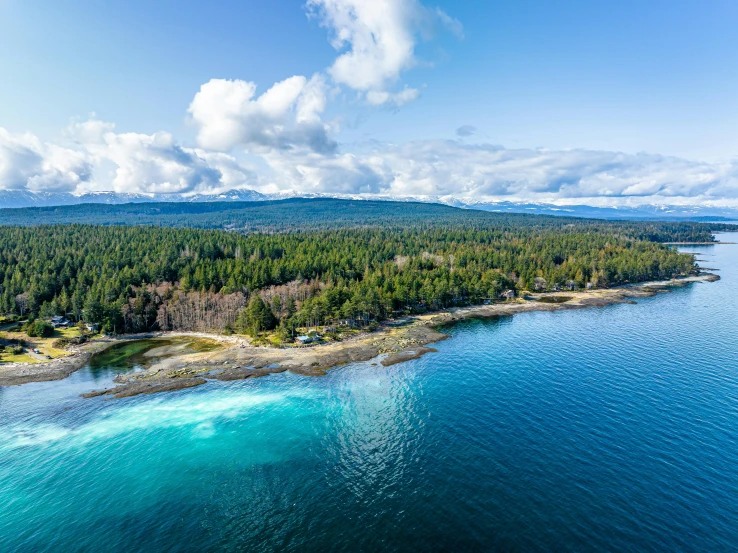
<box><xmin>1</xmin><ymin>238</ymin><xmax>737</xmax><ymax>552</ymax></box>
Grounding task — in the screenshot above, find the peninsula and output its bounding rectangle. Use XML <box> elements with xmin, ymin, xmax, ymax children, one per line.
<box><xmin>0</xmin><ymin>199</ymin><xmax>733</xmax><ymax>397</ymax></box>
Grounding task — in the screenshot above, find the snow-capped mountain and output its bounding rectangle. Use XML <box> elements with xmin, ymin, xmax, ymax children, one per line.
<box><xmin>0</xmin><ymin>189</ymin><xmax>267</xmax><ymax>208</ymax></box>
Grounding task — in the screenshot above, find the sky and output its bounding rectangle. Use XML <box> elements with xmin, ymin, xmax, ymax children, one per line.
<box><xmin>1</xmin><ymin>0</ymin><xmax>738</xmax><ymax>206</ymax></box>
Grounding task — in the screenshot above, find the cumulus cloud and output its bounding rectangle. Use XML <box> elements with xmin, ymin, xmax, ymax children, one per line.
<box><xmin>0</xmin><ymin>129</ymin><xmax>91</xmax><ymax>192</ymax></box>
<box><xmin>188</xmin><ymin>75</ymin><xmax>335</xmax><ymax>154</ymax></box>
<box><xmin>0</xmin><ymin>122</ymin><xmax>259</xmax><ymax>196</ymax></box>
<box><xmin>94</xmin><ymin>131</ymin><xmax>224</xmax><ymax>194</ymax></box>
<box><xmin>307</xmin><ymin>0</ymin><xmax>460</xmax><ymax>105</ymax></box>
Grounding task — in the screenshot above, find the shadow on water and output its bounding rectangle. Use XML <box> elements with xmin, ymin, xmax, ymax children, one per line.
<box><xmin>436</xmin><ymin>313</ymin><xmax>511</xmax><ymax>335</ymax></box>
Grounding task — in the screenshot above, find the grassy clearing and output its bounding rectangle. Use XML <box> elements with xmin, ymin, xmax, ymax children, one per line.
<box><xmin>0</xmin><ymin>325</ymin><xmax>88</xmax><ymax>364</ymax></box>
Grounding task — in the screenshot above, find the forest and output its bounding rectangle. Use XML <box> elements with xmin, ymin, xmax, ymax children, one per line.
<box><xmin>0</xmin><ymin>198</ymin><xmax>735</xmax><ymax>240</ymax></box>
<box><xmin>0</xmin><ymin>203</ymin><xmax>721</xmax><ymax>340</ymax></box>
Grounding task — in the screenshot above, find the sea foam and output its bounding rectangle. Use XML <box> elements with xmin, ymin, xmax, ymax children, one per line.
<box><xmin>0</xmin><ymin>386</ymin><xmax>313</xmax><ymax>452</ymax></box>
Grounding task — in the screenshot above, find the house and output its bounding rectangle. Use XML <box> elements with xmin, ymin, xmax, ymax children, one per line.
<box><xmin>295</xmin><ymin>335</ymin><xmax>313</xmax><ymax>345</ymax></box>
<box><xmin>49</xmin><ymin>315</ymin><xmax>70</xmax><ymax>328</ymax></box>
<box><xmin>500</xmin><ymin>290</ymin><xmax>516</xmax><ymax>300</ymax></box>
<box><xmin>586</xmin><ymin>282</ymin><xmax>594</xmax><ymax>290</ymax></box>
<box><xmin>86</xmin><ymin>323</ymin><xmax>100</xmax><ymax>332</ymax></box>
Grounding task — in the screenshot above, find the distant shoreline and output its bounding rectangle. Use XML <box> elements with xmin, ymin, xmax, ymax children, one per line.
<box><xmin>0</xmin><ymin>273</ymin><xmax>719</xmax><ymax>397</ymax></box>
<box><xmin>663</xmin><ymin>241</ymin><xmax>736</xmax><ymax>245</ymax></box>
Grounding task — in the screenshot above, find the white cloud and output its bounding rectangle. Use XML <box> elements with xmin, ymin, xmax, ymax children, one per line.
<box><xmin>188</xmin><ymin>75</ymin><xmax>335</xmax><ymax>154</ymax></box>
<box><xmin>307</xmin><ymin>0</ymin><xmax>459</xmax><ymax>105</ymax></box>
<box><xmin>0</xmin><ymin>129</ymin><xmax>91</xmax><ymax>192</ymax></box>
<box><xmin>264</xmin><ymin>149</ymin><xmax>388</xmax><ymax>194</ymax></box>
<box><xmin>95</xmin><ymin>131</ymin><xmax>226</xmax><ymax>194</ymax></box>
<box><xmin>296</xmin><ymin>74</ymin><xmax>329</xmax><ymax>123</ymax></box>
<box><xmin>0</xmin><ymin>123</ymin><xmax>260</xmax><ymax>196</ymax></box>
<box><xmin>366</xmin><ymin>86</ymin><xmax>420</xmax><ymax>107</ymax></box>
<box><xmin>67</xmin><ymin>118</ymin><xmax>116</xmax><ymax>144</ymax></box>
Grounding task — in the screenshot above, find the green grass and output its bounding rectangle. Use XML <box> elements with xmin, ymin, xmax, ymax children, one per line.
<box><xmin>0</xmin><ymin>353</ymin><xmax>38</xmax><ymax>364</ymax></box>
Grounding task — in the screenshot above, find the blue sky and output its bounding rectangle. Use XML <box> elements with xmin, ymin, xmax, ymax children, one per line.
<box><xmin>1</xmin><ymin>0</ymin><xmax>738</xmax><ymax>205</ymax></box>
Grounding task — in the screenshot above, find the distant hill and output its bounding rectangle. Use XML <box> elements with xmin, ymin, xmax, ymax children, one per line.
<box><xmin>0</xmin><ymin>198</ymin><xmax>528</xmax><ymax>230</ymax></box>
<box><xmin>0</xmin><ymin>188</ymin><xmax>736</xmax><ymax>221</ymax></box>
<box><xmin>0</xmin><ymin>197</ymin><xmax>734</xmax><ymax>243</ymax></box>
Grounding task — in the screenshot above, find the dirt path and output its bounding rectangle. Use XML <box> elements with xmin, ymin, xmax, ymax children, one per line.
<box><xmin>26</xmin><ymin>350</ymin><xmax>47</xmax><ymax>362</ymax></box>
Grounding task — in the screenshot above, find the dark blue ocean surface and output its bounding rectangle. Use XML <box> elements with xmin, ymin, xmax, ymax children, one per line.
<box><xmin>1</xmin><ymin>238</ymin><xmax>737</xmax><ymax>552</ymax></box>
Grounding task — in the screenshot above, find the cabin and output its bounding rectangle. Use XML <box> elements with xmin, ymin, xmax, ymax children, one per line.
<box><xmin>86</xmin><ymin>323</ymin><xmax>100</xmax><ymax>332</ymax></box>
<box><xmin>295</xmin><ymin>335</ymin><xmax>313</xmax><ymax>345</ymax></box>
<box><xmin>500</xmin><ymin>290</ymin><xmax>516</xmax><ymax>300</ymax></box>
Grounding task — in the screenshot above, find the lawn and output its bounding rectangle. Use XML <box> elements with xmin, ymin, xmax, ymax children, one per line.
<box><xmin>0</xmin><ymin>325</ymin><xmax>84</xmax><ymax>363</ymax></box>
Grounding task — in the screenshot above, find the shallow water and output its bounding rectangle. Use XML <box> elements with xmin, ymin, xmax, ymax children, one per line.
<box><xmin>87</xmin><ymin>336</ymin><xmax>223</xmax><ymax>374</ymax></box>
<box><xmin>1</xmin><ymin>237</ymin><xmax>737</xmax><ymax>551</ymax></box>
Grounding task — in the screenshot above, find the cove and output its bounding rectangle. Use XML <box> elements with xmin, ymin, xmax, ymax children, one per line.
<box><xmin>1</xmin><ymin>238</ymin><xmax>737</xmax><ymax>552</ymax></box>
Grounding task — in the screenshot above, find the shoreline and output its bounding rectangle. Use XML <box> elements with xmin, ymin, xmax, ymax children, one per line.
<box><xmin>663</xmin><ymin>241</ymin><xmax>736</xmax><ymax>245</ymax></box>
<box><xmin>0</xmin><ymin>273</ymin><xmax>720</xmax><ymax>397</ymax></box>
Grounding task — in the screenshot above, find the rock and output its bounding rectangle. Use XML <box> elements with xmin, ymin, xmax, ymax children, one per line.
<box><xmin>81</xmin><ymin>377</ymin><xmax>207</xmax><ymax>399</ymax></box>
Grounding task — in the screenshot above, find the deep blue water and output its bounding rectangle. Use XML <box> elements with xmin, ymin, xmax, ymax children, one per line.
<box><xmin>1</xmin><ymin>238</ymin><xmax>737</xmax><ymax>552</ymax></box>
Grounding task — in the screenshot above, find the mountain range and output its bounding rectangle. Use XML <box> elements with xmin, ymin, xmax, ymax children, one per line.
<box><xmin>0</xmin><ymin>189</ymin><xmax>736</xmax><ymax>221</ymax></box>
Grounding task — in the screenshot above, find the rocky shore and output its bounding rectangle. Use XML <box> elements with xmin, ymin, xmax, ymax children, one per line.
<box><xmin>0</xmin><ymin>273</ymin><xmax>720</xmax><ymax>398</ymax></box>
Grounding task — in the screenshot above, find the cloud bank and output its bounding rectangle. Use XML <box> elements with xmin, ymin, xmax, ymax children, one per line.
<box><xmin>3</xmin><ymin>123</ymin><xmax>738</xmax><ymax>205</ymax></box>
